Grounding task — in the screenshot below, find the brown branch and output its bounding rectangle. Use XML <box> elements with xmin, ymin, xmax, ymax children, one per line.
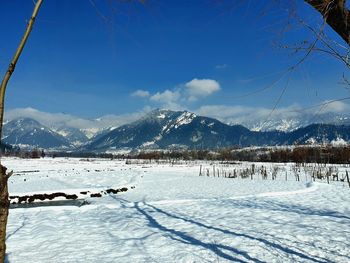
<box><xmin>304</xmin><ymin>0</ymin><xmax>350</xmax><ymax>45</ymax></box>
<box><xmin>0</xmin><ymin>2</ymin><xmax>43</xmax><ymax>261</ymax></box>
<box><xmin>285</xmin><ymin>19</ymin><xmax>350</xmax><ymax>68</ymax></box>
<box><xmin>0</xmin><ymin>0</ymin><xmax>44</xmax><ymax>140</ymax></box>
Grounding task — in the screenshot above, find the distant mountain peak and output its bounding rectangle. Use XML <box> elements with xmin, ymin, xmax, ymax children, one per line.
<box><xmin>3</xmin><ymin>117</ymin><xmax>71</xmax><ymax>149</ymax></box>
<box><xmin>11</xmin><ymin>117</ymin><xmax>42</xmax><ymax>126</ymax></box>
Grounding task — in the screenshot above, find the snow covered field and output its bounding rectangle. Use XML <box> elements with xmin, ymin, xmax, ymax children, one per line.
<box><xmin>2</xmin><ymin>157</ymin><xmax>350</xmax><ymax>262</ymax></box>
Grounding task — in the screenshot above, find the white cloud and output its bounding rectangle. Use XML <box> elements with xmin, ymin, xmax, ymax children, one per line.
<box><xmin>131</xmin><ymin>89</ymin><xmax>150</xmax><ymax>98</ymax></box>
<box><xmin>195</xmin><ymin>104</ymin><xmax>314</xmax><ymax>122</ymax></box>
<box><xmin>185</xmin><ymin>78</ymin><xmax>220</xmax><ymax>101</ymax></box>
<box><xmin>195</xmin><ymin>101</ymin><xmax>350</xmax><ymax>123</ymax></box>
<box><xmin>5</xmin><ymin>107</ymin><xmax>148</xmax><ymax>134</ymax></box>
<box><xmin>194</xmin><ymin>101</ymin><xmax>350</xmax><ymax>131</ymax></box>
<box><xmin>150</xmin><ymin>89</ymin><xmax>182</xmax><ymax>110</ymax></box>
<box><xmin>136</xmin><ymin>78</ymin><xmax>220</xmax><ymax>109</ymax></box>
<box><xmin>5</xmin><ymin>108</ymin><xmax>89</xmax><ymax>128</ymax></box>
<box><xmin>318</xmin><ymin>100</ymin><xmax>350</xmax><ymax>113</ymax></box>
<box><xmin>150</xmin><ymin>90</ymin><xmax>180</xmax><ymax>103</ymax></box>
<box><xmin>194</xmin><ymin>105</ymin><xmax>273</xmax><ymax>124</ymax></box>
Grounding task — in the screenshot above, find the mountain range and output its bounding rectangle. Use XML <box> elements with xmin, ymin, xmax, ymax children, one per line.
<box><xmin>237</xmin><ymin>112</ymin><xmax>350</xmax><ymax>132</ymax></box>
<box><xmin>2</xmin><ymin>109</ymin><xmax>350</xmax><ymax>152</ymax></box>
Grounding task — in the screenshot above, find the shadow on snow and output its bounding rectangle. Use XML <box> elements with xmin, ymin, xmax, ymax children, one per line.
<box><xmin>112</xmin><ymin>196</ymin><xmax>332</xmax><ymax>263</ymax></box>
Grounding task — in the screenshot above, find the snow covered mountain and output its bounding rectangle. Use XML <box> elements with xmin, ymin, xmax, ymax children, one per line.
<box><xmin>237</xmin><ymin>112</ymin><xmax>350</xmax><ymax>132</ymax></box>
<box><xmin>52</xmin><ymin>126</ymin><xmax>89</xmax><ymax>146</ymax></box>
<box><xmin>283</xmin><ymin>124</ymin><xmax>350</xmax><ymax>145</ymax></box>
<box><xmin>3</xmin><ymin>118</ymin><xmax>72</xmax><ymax>149</ymax></box>
<box><xmin>85</xmin><ymin>109</ymin><xmax>350</xmax><ymax>152</ymax></box>
<box><xmin>83</xmin><ymin>109</ymin><xmax>280</xmax><ymax>151</ymax></box>
<box><xmin>4</xmin><ymin>111</ymin><xmax>350</xmax><ymax>151</ymax></box>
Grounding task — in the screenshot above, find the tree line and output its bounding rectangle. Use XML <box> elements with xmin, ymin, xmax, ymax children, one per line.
<box><xmin>4</xmin><ymin>145</ymin><xmax>350</xmax><ymax>164</ymax></box>
<box><xmin>129</xmin><ymin>146</ymin><xmax>350</xmax><ymax>164</ymax></box>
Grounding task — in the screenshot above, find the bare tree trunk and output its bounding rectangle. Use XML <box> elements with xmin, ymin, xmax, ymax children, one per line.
<box><xmin>305</xmin><ymin>0</ymin><xmax>350</xmax><ymax>45</ymax></box>
<box><xmin>0</xmin><ymin>1</ymin><xmax>43</xmax><ymax>262</ymax></box>
<box><xmin>0</xmin><ymin>166</ymin><xmax>12</xmax><ymax>263</ymax></box>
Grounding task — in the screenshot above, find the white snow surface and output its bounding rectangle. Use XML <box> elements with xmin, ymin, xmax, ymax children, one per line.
<box><xmin>2</xmin><ymin>157</ymin><xmax>350</xmax><ymax>263</ymax></box>
<box><xmin>162</xmin><ymin>112</ymin><xmax>196</xmax><ymax>134</ymax></box>
<box><xmin>175</xmin><ymin>112</ymin><xmax>196</xmax><ymax>127</ymax></box>
<box><xmin>331</xmin><ymin>137</ymin><xmax>348</xmax><ymax>146</ymax></box>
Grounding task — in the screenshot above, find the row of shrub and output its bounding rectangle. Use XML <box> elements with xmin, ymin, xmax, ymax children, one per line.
<box><xmin>2</xmin><ymin>145</ymin><xmax>350</xmax><ymax>164</ymax></box>
<box><xmin>129</xmin><ymin>146</ymin><xmax>350</xmax><ymax>164</ymax></box>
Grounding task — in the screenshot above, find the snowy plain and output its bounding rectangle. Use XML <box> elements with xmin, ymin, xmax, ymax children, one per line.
<box><xmin>2</xmin><ymin>157</ymin><xmax>350</xmax><ymax>263</ymax></box>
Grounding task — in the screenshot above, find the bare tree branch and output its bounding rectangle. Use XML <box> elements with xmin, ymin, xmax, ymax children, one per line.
<box><xmin>0</xmin><ymin>1</ymin><xmax>44</xmax><ymax>262</ymax></box>
<box><xmin>305</xmin><ymin>0</ymin><xmax>350</xmax><ymax>45</ymax></box>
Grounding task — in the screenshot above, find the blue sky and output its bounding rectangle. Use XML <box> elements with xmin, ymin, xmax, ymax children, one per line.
<box><xmin>1</xmin><ymin>0</ymin><xmax>349</xmax><ymax>125</ymax></box>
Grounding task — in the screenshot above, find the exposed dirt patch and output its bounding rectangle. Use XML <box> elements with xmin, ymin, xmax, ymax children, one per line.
<box><xmin>9</xmin><ymin>186</ymin><xmax>136</xmax><ymax>207</ymax></box>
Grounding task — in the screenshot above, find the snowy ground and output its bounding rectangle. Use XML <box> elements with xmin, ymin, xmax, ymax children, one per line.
<box><xmin>2</xmin><ymin>157</ymin><xmax>350</xmax><ymax>263</ymax></box>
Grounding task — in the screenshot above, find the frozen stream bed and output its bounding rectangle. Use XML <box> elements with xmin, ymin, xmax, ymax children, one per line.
<box><xmin>2</xmin><ymin>157</ymin><xmax>350</xmax><ymax>262</ymax></box>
